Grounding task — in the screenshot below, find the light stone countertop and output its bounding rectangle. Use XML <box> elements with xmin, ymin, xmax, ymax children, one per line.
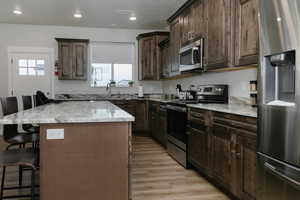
<box><xmin>0</xmin><ymin>101</ymin><xmax>135</xmax><ymax>124</ymax></box>
<box><xmin>187</xmin><ymin>103</ymin><xmax>257</xmax><ymax>118</ymax></box>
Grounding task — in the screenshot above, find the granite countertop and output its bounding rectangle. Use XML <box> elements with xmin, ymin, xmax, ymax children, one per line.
<box><xmin>55</xmin><ymin>94</ymin><xmax>172</xmax><ymax>103</ymax></box>
<box><xmin>187</xmin><ymin>103</ymin><xmax>257</xmax><ymax>118</ymax></box>
<box><xmin>0</xmin><ymin>101</ymin><xmax>135</xmax><ymax>124</ymax></box>
<box><xmin>54</xmin><ymin>94</ymin><xmax>257</xmax><ymax>118</ymax></box>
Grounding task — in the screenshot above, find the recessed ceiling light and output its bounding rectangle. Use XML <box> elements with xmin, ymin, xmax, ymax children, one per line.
<box><xmin>13</xmin><ymin>10</ymin><xmax>22</xmax><ymax>15</ymax></box>
<box><xmin>73</xmin><ymin>13</ymin><xmax>83</xmax><ymax>19</ymax></box>
<box><xmin>129</xmin><ymin>16</ymin><xmax>137</xmax><ymax>21</ymax></box>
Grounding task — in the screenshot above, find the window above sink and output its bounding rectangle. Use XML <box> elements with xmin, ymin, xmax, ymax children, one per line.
<box><xmin>90</xmin><ymin>42</ymin><xmax>134</xmax><ymax>88</ymax></box>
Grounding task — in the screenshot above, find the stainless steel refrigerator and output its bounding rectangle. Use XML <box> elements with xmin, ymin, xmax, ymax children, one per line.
<box><xmin>258</xmin><ymin>0</ymin><xmax>300</xmax><ymax>199</ymax></box>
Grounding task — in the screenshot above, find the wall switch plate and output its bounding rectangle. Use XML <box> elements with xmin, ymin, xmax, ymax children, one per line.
<box><xmin>46</xmin><ymin>129</ymin><xmax>64</xmax><ymax>140</ymax></box>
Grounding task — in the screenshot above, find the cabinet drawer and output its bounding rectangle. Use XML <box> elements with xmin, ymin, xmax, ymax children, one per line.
<box><xmin>189</xmin><ymin>108</ymin><xmax>211</xmax><ymax>127</ymax></box>
<box><xmin>214</xmin><ymin>115</ymin><xmax>257</xmax><ymax>133</ymax></box>
<box><xmin>214</xmin><ymin>112</ymin><xmax>257</xmax><ymax>126</ymax></box>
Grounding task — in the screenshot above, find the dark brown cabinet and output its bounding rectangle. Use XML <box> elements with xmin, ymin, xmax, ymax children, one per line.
<box><xmin>169</xmin><ymin>17</ymin><xmax>181</xmax><ymax>76</ymax></box>
<box><xmin>110</xmin><ymin>100</ymin><xmax>148</xmax><ymax>134</ymax></box>
<box><xmin>211</xmin><ymin>123</ymin><xmax>232</xmax><ymax>188</ymax></box>
<box><xmin>166</xmin><ymin>0</ymin><xmax>259</xmax><ymax>73</ymax></box>
<box><xmin>234</xmin><ymin>0</ymin><xmax>259</xmax><ymax>66</ymax></box>
<box><xmin>149</xmin><ymin>101</ymin><xmax>167</xmax><ymax>147</ymax></box>
<box><xmin>134</xmin><ymin>101</ymin><xmax>148</xmax><ymax>133</ymax></box>
<box><xmin>192</xmin><ymin>0</ymin><xmax>207</xmax><ymax>40</ymax></box>
<box><xmin>180</xmin><ymin>7</ymin><xmax>193</xmax><ymax>45</ymax></box>
<box><xmin>56</xmin><ymin>38</ymin><xmax>89</xmax><ymax>80</ymax></box>
<box><xmin>187</xmin><ymin>108</ymin><xmax>257</xmax><ymax>200</ymax></box>
<box><xmin>236</xmin><ymin>130</ymin><xmax>257</xmax><ymax>200</ymax></box>
<box><xmin>188</xmin><ymin>109</ymin><xmax>210</xmax><ymax>173</ymax></box>
<box><xmin>206</xmin><ymin>0</ymin><xmax>233</xmax><ymax>69</ymax></box>
<box><xmin>137</xmin><ymin>32</ymin><xmax>169</xmax><ymax>81</ymax></box>
<box><xmin>159</xmin><ymin>39</ymin><xmax>171</xmax><ymax>79</ymax></box>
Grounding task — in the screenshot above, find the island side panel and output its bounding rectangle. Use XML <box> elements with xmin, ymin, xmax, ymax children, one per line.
<box><xmin>40</xmin><ymin>122</ymin><xmax>131</xmax><ymax>200</ymax></box>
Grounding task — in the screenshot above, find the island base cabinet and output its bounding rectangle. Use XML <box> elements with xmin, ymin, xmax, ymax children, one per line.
<box><xmin>40</xmin><ymin>122</ymin><xmax>131</xmax><ymax>200</ymax></box>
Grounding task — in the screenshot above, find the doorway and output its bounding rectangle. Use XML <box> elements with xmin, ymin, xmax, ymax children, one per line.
<box><xmin>8</xmin><ymin>47</ymin><xmax>54</xmax><ymax>104</ymax></box>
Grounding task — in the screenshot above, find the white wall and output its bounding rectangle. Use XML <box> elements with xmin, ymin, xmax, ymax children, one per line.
<box><xmin>162</xmin><ymin>68</ymin><xmax>257</xmax><ymax>99</ymax></box>
<box><xmin>0</xmin><ymin>23</ymin><xmax>163</xmax><ymax>98</ymax></box>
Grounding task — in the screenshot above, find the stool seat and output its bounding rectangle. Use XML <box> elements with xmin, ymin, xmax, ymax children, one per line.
<box><xmin>6</xmin><ymin>133</ymin><xmax>39</xmax><ymax>146</ymax></box>
<box><xmin>23</xmin><ymin>124</ymin><xmax>40</xmax><ymax>134</ymax></box>
<box><xmin>0</xmin><ymin>148</ymin><xmax>37</xmax><ymax>170</ymax></box>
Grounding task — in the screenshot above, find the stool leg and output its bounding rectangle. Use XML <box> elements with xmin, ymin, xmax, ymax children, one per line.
<box><xmin>19</xmin><ymin>166</ymin><xmax>23</xmax><ymax>187</ymax></box>
<box><xmin>31</xmin><ymin>169</ymin><xmax>35</xmax><ymax>200</ymax></box>
<box><xmin>0</xmin><ymin>167</ymin><xmax>6</xmax><ymax>200</ymax></box>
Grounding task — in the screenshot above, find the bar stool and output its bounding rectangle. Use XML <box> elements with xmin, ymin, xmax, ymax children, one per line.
<box><xmin>32</xmin><ymin>95</ymin><xmax>37</xmax><ymax>107</ymax></box>
<box><xmin>22</xmin><ymin>96</ymin><xmax>39</xmax><ymax>134</ymax></box>
<box><xmin>0</xmin><ymin>97</ymin><xmax>39</xmax><ymax>188</ymax></box>
<box><xmin>0</xmin><ymin>97</ymin><xmax>38</xmax><ymax>150</ymax></box>
<box><xmin>0</xmin><ymin>148</ymin><xmax>38</xmax><ymax>200</ymax></box>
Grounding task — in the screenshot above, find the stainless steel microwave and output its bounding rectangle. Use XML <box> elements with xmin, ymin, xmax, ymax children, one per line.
<box><xmin>179</xmin><ymin>38</ymin><xmax>204</xmax><ymax>72</ymax></box>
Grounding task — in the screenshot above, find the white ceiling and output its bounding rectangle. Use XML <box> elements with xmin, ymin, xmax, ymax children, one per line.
<box><xmin>0</xmin><ymin>0</ymin><xmax>187</xmax><ymax>29</ymax></box>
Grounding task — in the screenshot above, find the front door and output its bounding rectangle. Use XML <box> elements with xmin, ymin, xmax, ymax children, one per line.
<box><xmin>10</xmin><ymin>52</ymin><xmax>52</xmax><ymax>100</ymax></box>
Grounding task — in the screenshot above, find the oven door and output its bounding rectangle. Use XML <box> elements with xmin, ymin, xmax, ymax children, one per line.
<box><xmin>166</xmin><ymin>105</ymin><xmax>187</xmax><ymax>148</ymax></box>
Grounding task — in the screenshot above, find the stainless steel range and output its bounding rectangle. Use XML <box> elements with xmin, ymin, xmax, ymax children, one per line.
<box><xmin>258</xmin><ymin>0</ymin><xmax>300</xmax><ymax>199</ymax></box>
<box><xmin>166</xmin><ymin>85</ymin><xmax>228</xmax><ymax>168</ymax></box>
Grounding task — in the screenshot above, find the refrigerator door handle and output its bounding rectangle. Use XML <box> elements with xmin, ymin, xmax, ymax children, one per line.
<box><xmin>264</xmin><ymin>162</ymin><xmax>300</xmax><ymax>190</ymax></box>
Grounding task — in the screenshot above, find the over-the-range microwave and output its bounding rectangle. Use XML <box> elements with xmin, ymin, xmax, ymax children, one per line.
<box><xmin>179</xmin><ymin>38</ymin><xmax>204</xmax><ymax>72</ymax></box>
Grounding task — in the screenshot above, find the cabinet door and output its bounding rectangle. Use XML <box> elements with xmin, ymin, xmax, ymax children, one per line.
<box><xmin>211</xmin><ymin>123</ymin><xmax>232</xmax><ymax>188</ymax></box>
<box><xmin>160</xmin><ymin>44</ymin><xmax>171</xmax><ymax>78</ymax></box>
<box><xmin>235</xmin><ymin>0</ymin><xmax>259</xmax><ymax>66</ymax></box>
<box><xmin>240</xmin><ymin>134</ymin><xmax>257</xmax><ymax>200</ymax></box>
<box><xmin>180</xmin><ymin>8</ymin><xmax>193</xmax><ymax>45</ymax></box>
<box><xmin>192</xmin><ymin>0</ymin><xmax>207</xmax><ymax>39</ymax></box>
<box><xmin>139</xmin><ymin>37</ymin><xmax>157</xmax><ymax>80</ymax></box>
<box><xmin>206</xmin><ymin>0</ymin><xmax>232</xmax><ymax>69</ymax></box>
<box><xmin>73</xmin><ymin>42</ymin><xmax>88</xmax><ymax>80</ymax></box>
<box><xmin>170</xmin><ymin>17</ymin><xmax>181</xmax><ymax>76</ymax></box>
<box><xmin>58</xmin><ymin>42</ymin><xmax>73</xmax><ymax>80</ymax></box>
<box><xmin>188</xmin><ymin>127</ymin><xmax>209</xmax><ymax>171</ymax></box>
<box><xmin>134</xmin><ymin>101</ymin><xmax>147</xmax><ymax>133</ymax></box>
<box><xmin>158</xmin><ymin>109</ymin><xmax>167</xmax><ymax>147</ymax></box>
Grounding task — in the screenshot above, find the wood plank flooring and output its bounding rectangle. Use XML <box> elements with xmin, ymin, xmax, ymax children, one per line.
<box><xmin>132</xmin><ymin>136</ymin><xmax>230</xmax><ymax>200</ymax></box>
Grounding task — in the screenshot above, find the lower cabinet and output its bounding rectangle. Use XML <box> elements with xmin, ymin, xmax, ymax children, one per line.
<box><xmin>188</xmin><ymin>127</ymin><xmax>209</xmax><ymax>172</ymax></box>
<box><xmin>149</xmin><ymin>101</ymin><xmax>167</xmax><ymax>147</ymax></box>
<box><xmin>188</xmin><ymin>109</ymin><xmax>210</xmax><ymax>173</ymax></box>
<box><xmin>237</xmin><ymin>132</ymin><xmax>257</xmax><ymax>200</ymax></box>
<box><xmin>211</xmin><ymin>123</ymin><xmax>232</xmax><ymax>189</ymax></box>
<box><xmin>188</xmin><ymin>108</ymin><xmax>257</xmax><ymax>200</ymax></box>
<box><xmin>110</xmin><ymin>100</ymin><xmax>148</xmax><ymax>134</ymax></box>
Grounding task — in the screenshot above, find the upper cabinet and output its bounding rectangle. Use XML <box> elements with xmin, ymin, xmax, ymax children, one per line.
<box><xmin>169</xmin><ymin>17</ymin><xmax>182</xmax><ymax>76</ymax></box>
<box><xmin>166</xmin><ymin>0</ymin><xmax>259</xmax><ymax>74</ymax></box>
<box><xmin>56</xmin><ymin>38</ymin><xmax>89</xmax><ymax>80</ymax></box>
<box><xmin>137</xmin><ymin>32</ymin><xmax>169</xmax><ymax>81</ymax></box>
<box><xmin>159</xmin><ymin>39</ymin><xmax>172</xmax><ymax>79</ymax></box>
<box><xmin>192</xmin><ymin>0</ymin><xmax>207</xmax><ymax>40</ymax></box>
<box><xmin>180</xmin><ymin>7</ymin><xmax>193</xmax><ymax>45</ymax></box>
<box><xmin>234</xmin><ymin>0</ymin><xmax>259</xmax><ymax>66</ymax></box>
<box><xmin>206</xmin><ymin>0</ymin><xmax>233</xmax><ymax>69</ymax></box>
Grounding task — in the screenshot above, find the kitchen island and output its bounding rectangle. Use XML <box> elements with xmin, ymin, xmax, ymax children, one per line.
<box><xmin>0</xmin><ymin>101</ymin><xmax>134</xmax><ymax>200</ymax></box>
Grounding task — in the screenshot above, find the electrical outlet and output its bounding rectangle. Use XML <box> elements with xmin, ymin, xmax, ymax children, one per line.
<box><xmin>46</xmin><ymin>129</ymin><xmax>64</xmax><ymax>140</ymax></box>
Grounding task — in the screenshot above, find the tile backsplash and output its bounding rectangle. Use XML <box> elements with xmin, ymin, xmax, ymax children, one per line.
<box><xmin>162</xmin><ymin>68</ymin><xmax>257</xmax><ymax>101</ymax></box>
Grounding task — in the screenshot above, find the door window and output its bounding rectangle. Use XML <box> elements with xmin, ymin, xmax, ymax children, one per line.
<box><xmin>18</xmin><ymin>59</ymin><xmax>45</xmax><ymax>76</ymax></box>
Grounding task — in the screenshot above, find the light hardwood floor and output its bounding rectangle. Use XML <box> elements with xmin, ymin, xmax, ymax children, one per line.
<box><xmin>132</xmin><ymin>136</ymin><xmax>230</xmax><ymax>200</ymax></box>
